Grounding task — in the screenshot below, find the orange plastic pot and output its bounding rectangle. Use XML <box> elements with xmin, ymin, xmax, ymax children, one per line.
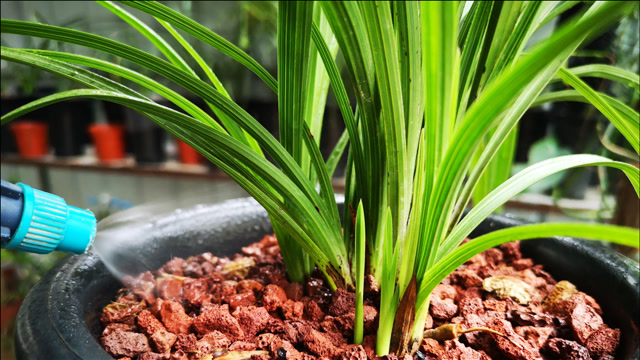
<box><xmin>10</xmin><ymin>121</ymin><xmax>49</xmax><ymax>159</ymax></box>
<box><xmin>177</xmin><ymin>139</ymin><xmax>204</xmax><ymax>165</ymax></box>
<box><xmin>88</xmin><ymin>124</ymin><xmax>125</xmax><ymax>162</ymax></box>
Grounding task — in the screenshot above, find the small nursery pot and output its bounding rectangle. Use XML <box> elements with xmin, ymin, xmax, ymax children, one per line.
<box><xmin>89</xmin><ymin>124</ymin><xmax>126</xmax><ymax>163</ymax></box>
<box><xmin>14</xmin><ymin>199</ymin><xmax>640</xmax><ymax>359</ymax></box>
<box><xmin>176</xmin><ymin>139</ymin><xmax>205</xmax><ymax>165</ymax></box>
<box><xmin>10</xmin><ymin>121</ymin><xmax>49</xmax><ymax>159</ymax></box>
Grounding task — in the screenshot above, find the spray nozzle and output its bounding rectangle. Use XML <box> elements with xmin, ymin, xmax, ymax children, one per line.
<box><xmin>1</xmin><ymin>179</ymin><xmax>97</xmax><ymax>254</ymax></box>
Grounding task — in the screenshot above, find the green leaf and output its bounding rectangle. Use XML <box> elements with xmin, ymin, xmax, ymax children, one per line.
<box><xmin>419</xmin><ymin>222</ymin><xmax>640</xmax><ymax>302</ymax></box>
<box><xmin>440</xmin><ymin>154</ymin><xmax>639</xmax><ymax>259</ymax></box>
<box><xmin>117</xmin><ymin>0</ymin><xmax>277</xmax><ymax>92</ymax></box>
<box><xmin>552</xmin><ymin>64</ymin><xmax>640</xmax><ymax>88</ymax></box>
<box><xmin>354</xmin><ymin>201</ymin><xmax>366</xmax><ymax>345</ymax></box>
<box><xmin>557</xmin><ymin>67</ymin><xmax>639</xmax><ymax>153</ymax></box>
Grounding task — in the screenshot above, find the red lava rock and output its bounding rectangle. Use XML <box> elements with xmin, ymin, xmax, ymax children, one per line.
<box><xmin>499</xmin><ymin>242</ymin><xmax>522</xmax><ymax>262</ymax></box>
<box><xmin>304</xmin><ymin>329</ymin><xmax>342</xmax><ymax>359</ymax></box>
<box><xmin>263</xmin><ymin>284</ymin><xmax>288</xmax><ymax>312</ymax></box>
<box><xmin>157</xmin><ymin>277</ymin><xmax>183</xmax><ymax>301</ymax></box>
<box><xmin>328</xmin><ymin>289</ymin><xmax>355</xmax><ymax>316</ymax></box>
<box><xmin>230</xmin><ymin>341</ymin><xmax>257</xmax><ymax>351</ymax></box>
<box><xmin>101</xmin><ymin>331</ymin><xmax>150</xmax><ymax>358</ymax></box>
<box><xmin>228</xmin><ymin>290</ymin><xmax>257</xmax><ymax>311</ymax></box>
<box><xmin>285</xmin><ymin>282</ymin><xmax>305</xmax><ymax>301</ymax></box>
<box><xmin>304</xmin><ymin>299</ymin><xmax>326</xmax><ymax>322</ymax></box>
<box><xmin>420</xmin><ymin>338</ymin><xmax>445</xmax><ymax>358</ymax></box>
<box><xmin>173</xmin><ymin>333</ymin><xmax>197</xmax><ymax>352</ymax></box>
<box><xmin>585</xmin><ymin>328</ymin><xmax>620</xmax><ymax>358</ymax></box>
<box><xmin>515</xmin><ymin>326</ymin><xmax>554</xmax><ymax>348</ymax></box>
<box><xmin>101</xmin><ymin>300</ymin><xmax>147</xmax><ymax>325</ymax></box>
<box><xmin>485</xmin><ymin>318</ymin><xmax>540</xmax><ymax>359</ymax></box>
<box><xmin>137</xmin><ymin>309</ymin><xmax>167</xmax><ymax>336</ymax></box>
<box><xmin>171</xmin><ymin>349</ymin><xmax>188</xmax><ymax>360</ymax></box>
<box><xmin>102</xmin><ymin>323</ymin><xmax>137</xmax><ymax>337</ymax></box>
<box><xmin>149</xmin><ymin>330</ymin><xmax>177</xmax><ymax>353</ymax></box>
<box><xmin>363</xmin><ymin>305</ymin><xmax>379</xmax><ymax>334</ymax></box>
<box><xmin>159</xmin><ymin>301</ymin><xmax>192</xmax><ymax>335</ymax></box>
<box><xmin>570</xmin><ymin>302</ymin><xmax>604</xmax><ymax>344</ymax></box>
<box><xmin>233</xmin><ymin>306</ymin><xmax>271</xmax><ymax>339</ymax></box>
<box><xmin>338</xmin><ymin>345</ymin><xmax>367</xmax><ymax>360</ymax></box>
<box><xmin>458</xmin><ymin>288</ymin><xmax>484</xmax><ymax>317</ymax></box>
<box><xmin>453</xmin><ymin>269</ymin><xmax>484</xmax><ymax>288</ymax></box>
<box><xmin>430</xmin><ymin>284</ymin><xmax>458</xmax><ymax>320</ymax></box>
<box><xmin>483</xmin><ymin>299</ymin><xmax>507</xmax><ymax>313</ymax></box>
<box><xmin>192</xmin><ymin>304</ymin><xmax>244</xmax><ymax>340</ymax></box>
<box><xmin>544</xmin><ymin>338</ymin><xmax>591</xmax><ymax>360</ymax></box>
<box><xmin>283</xmin><ymin>320</ymin><xmax>313</xmax><ymax>344</ymax></box>
<box><xmin>282</xmin><ymin>299</ymin><xmax>305</xmax><ymax>320</ymax></box>
<box><xmin>101</xmin><ymin>236</ymin><xmax>622</xmax><ymax>360</ymax></box>
<box><xmin>362</xmin><ymin>335</ymin><xmax>376</xmax><ymax>359</ymax></box>
<box><xmin>138</xmin><ymin>353</ymin><xmax>170</xmax><ymax>360</ymax></box>
<box><xmin>237</xmin><ymin>279</ymin><xmax>264</xmax><ymax>294</ymax></box>
<box><xmin>200</xmin><ymin>330</ymin><xmax>232</xmax><ymax>348</ymax></box>
<box><xmin>511</xmin><ymin>258</ymin><xmax>534</xmax><ymax>271</ymax></box>
<box><xmin>182</xmin><ymin>278</ymin><xmax>212</xmax><ymax>307</ymax></box>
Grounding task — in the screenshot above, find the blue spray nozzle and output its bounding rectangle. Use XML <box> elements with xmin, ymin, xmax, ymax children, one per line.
<box><xmin>1</xmin><ymin>180</ymin><xmax>97</xmax><ymax>254</ymax></box>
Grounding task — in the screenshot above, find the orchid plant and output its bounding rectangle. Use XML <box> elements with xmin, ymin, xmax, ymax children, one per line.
<box><xmin>1</xmin><ymin>1</ymin><xmax>639</xmax><ymax>356</ymax></box>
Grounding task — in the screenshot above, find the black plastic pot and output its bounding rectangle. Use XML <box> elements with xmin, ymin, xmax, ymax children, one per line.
<box><xmin>14</xmin><ymin>198</ymin><xmax>640</xmax><ymax>359</ymax></box>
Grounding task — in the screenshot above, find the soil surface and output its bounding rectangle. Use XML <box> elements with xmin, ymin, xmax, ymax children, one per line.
<box><xmin>100</xmin><ymin>235</ymin><xmax>621</xmax><ymax>360</ymax></box>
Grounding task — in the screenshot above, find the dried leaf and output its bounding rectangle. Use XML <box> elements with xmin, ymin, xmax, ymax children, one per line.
<box><xmin>483</xmin><ymin>276</ymin><xmax>533</xmax><ymax>305</ymax></box>
<box><xmin>222</xmin><ymin>257</ymin><xmax>255</xmax><ymax>279</ymax></box>
<box><xmin>390</xmin><ymin>275</ymin><xmax>416</xmax><ymax>357</ymax></box>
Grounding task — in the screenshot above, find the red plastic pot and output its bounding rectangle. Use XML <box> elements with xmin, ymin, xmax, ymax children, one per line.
<box><xmin>10</xmin><ymin>121</ymin><xmax>49</xmax><ymax>159</ymax></box>
<box><xmin>177</xmin><ymin>139</ymin><xmax>204</xmax><ymax>165</ymax></box>
<box><xmin>88</xmin><ymin>124</ymin><xmax>125</xmax><ymax>162</ymax></box>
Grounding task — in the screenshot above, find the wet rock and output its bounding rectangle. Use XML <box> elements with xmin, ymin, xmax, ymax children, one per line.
<box><xmin>161</xmin><ymin>257</ymin><xmax>186</xmax><ymax>276</ymax></box>
<box><xmin>362</xmin><ymin>335</ymin><xmax>377</xmax><ymax>359</ymax></box>
<box><xmin>499</xmin><ymin>242</ymin><xmax>522</xmax><ymax>262</ymax></box>
<box><xmin>200</xmin><ymin>330</ymin><xmax>232</xmax><ymax>349</ymax></box>
<box><xmin>283</xmin><ymin>320</ymin><xmax>313</xmax><ymax>344</ymax></box>
<box><xmin>157</xmin><ymin>277</ymin><xmax>183</xmax><ymax>301</ymax></box>
<box><xmin>458</xmin><ymin>288</ymin><xmax>484</xmax><ymax>318</ymax></box>
<box><xmin>485</xmin><ymin>318</ymin><xmax>540</xmax><ymax>359</ymax></box>
<box><xmin>285</xmin><ymin>282</ymin><xmax>305</xmax><ymax>301</ymax></box>
<box><xmin>228</xmin><ymin>290</ymin><xmax>257</xmax><ymax>311</ymax></box>
<box><xmin>237</xmin><ymin>279</ymin><xmax>264</xmax><ymax>294</ymax></box>
<box><xmin>101</xmin><ymin>300</ymin><xmax>147</xmax><ymax>325</ymax></box>
<box><xmin>515</xmin><ymin>326</ymin><xmax>554</xmax><ymax>348</ymax></box>
<box><xmin>182</xmin><ymin>278</ymin><xmax>212</xmax><ymax>307</ymax></box>
<box><xmin>263</xmin><ymin>284</ymin><xmax>288</xmax><ymax>312</ymax></box>
<box><xmin>101</xmin><ymin>331</ymin><xmax>150</xmax><ymax>358</ymax></box>
<box><xmin>159</xmin><ymin>301</ymin><xmax>192</xmax><ymax>335</ymax></box>
<box><xmin>122</xmin><ymin>271</ymin><xmax>157</xmax><ymax>303</ymax></box>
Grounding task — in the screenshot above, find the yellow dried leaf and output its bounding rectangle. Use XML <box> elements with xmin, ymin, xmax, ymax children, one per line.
<box><xmin>222</xmin><ymin>257</ymin><xmax>255</xmax><ymax>279</ymax></box>
<box><xmin>542</xmin><ymin>280</ymin><xmax>577</xmax><ymax>309</ymax></box>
